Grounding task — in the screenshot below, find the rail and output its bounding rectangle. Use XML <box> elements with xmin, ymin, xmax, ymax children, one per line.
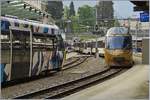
<box><xmin>2</xmin><ymin>56</ymin><xmax>89</xmax><ymax>88</ymax></box>
<box><xmin>13</xmin><ymin>67</ymin><xmax>127</xmax><ymax>99</ymax></box>
<box><xmin>63</xmin><ymin>56</ymin><xmax>90</xmax><ymax>70</ymax></box>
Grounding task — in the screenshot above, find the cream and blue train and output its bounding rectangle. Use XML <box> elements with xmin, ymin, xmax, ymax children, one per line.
<box><xmin>1</xmin><ymin>16</ymin><xmax>65</xmax><ymax>83</ymax></box>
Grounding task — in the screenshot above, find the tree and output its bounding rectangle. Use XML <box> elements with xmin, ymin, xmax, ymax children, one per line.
<box><xmin>78</xmin><ymin>5</ymin><xmax>96</xmax><ymax>26</ymax></box>
<box><xmin>114</xmin><ymin>19</ymin><xmax>120</xmax><ymax>27</ymax></box>
<box><xmin>63</xmin><ymin>2</ymin><xmax>75</xmax><ymax>33</ymax></box>
<box><xmin>70</xmin><ymin>15</ymin><xmax>80</xmax><ymax>33</ymax></box>
<box><xmin>69</xmin><ymin>1</ymin><xmax>75</xmax><ymax>17</ymax></box>
<box><xmin>64</xmin><ymin>6</ymin><xmax>70</xmax><ymax>19</ymax></box>
<box><xmin>46</xmin><ymin>1</ymin><xmax>63</xmax><ymax>20</ymax></box>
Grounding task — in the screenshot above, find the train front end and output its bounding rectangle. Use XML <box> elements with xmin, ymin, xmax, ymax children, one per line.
<box><xmin>104</xmin><ymin>27</ymin><xmax>133</xmax><ymax>67</ymax></box>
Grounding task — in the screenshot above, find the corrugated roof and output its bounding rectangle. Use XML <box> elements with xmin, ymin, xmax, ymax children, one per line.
<box><xmin>1</xmin><ymin>1</ymin><xmax>54</xmax><ymax>23</ymax></box>
<box><xmin>131</xmin><ymin>1</ymin><xmax>149</xmax><ymax>11</ymax></box>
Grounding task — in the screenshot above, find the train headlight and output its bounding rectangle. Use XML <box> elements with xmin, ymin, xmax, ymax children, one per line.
<box><xmin>107</xmin><ymin>50</ymin><xmax>124</xmax><ymax>55</ymax></box>
<box><xmin>107</xmin><ymin>50</ymin><xmax>114</xmax><ymax>54</ymax></box>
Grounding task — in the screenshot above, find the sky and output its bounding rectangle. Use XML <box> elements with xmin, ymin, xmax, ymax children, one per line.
<box><xmin>63</xmin><ymin>0</ymin><xmax>141</xmax><ymax>19</ymax></box>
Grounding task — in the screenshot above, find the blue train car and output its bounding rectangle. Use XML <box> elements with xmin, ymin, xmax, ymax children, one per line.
<box><xmin>1</xmin><ymin>16</ymin><xmax>65</xmax><ymax>83</ymax></box>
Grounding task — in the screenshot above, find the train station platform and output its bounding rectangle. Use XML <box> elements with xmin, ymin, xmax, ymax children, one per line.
<box><xmin>62</xmin><ymin>64</ymin><xmax>149</xmax><ymax>100</ymax></box>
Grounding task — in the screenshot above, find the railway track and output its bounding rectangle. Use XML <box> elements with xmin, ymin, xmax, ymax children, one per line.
<box><xmin>63</xmin><ymin>57</ymin><xmax>80</xmax><ymax>67</ymax></box>
<box><xmin>2</xmin><ymin>55</ymin><xmax>89</xmax><ymax>88</ymax></box>
<box><xmin>13</xmin><ymin>67</ymin><xmax>127</xmax><ymax>99</ymax></box>
<box><xmin>62</xmin><ymin>56</ymin><xmax>90</xmax><ymax>70</ymax></box>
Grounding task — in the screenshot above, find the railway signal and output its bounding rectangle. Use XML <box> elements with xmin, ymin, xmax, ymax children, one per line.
<box><xmin>95</xmin><ymin>24</ymin><xmax>99</xmax><ymax>31</ymax></box>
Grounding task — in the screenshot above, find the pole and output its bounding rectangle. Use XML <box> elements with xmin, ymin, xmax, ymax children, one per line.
<box><xmin>95</xmin><ymin>3</ymin><xmax>99</xmax><ymax>58</ymax></box>
<box><xmin>136</xmin><ymin>19</ymin><xmax>138</xmax><ymax>52</ymax></box>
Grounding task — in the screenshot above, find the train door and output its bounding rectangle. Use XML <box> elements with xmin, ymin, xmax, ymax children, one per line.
<box><xmin>9</xmin><ymin>27</ymin><xmax>32</xmax><ymax>80</ymax></box>
<box><xmin>32</xmin><ymin>34</ymin><xmax>55</xmax><ymax>75</ymax></box>
<box><xmin>56</xmin><ymin>35</ymin><xmax>65</xmax><ymax>69</ymax></box>
<box><xmin>32</xmin><ymin>34</ymin><xmax>45</xmax><ymax>75</ymax></box>
<box><xmin>51</xmin><ymin>37</ymin><xmax>59</xmax><ymax>70</ymax></box>
<box><xmin>1</xmin><ymin>31</ymin><xmax>11</xmax><ymax>82</ymax></box>
<box><xmin>42</xmin><ymin>35</ymin><xmax>54</xmax><ymax>72</ymax></box>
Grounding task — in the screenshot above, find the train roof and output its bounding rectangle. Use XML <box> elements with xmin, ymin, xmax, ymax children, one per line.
<box><xmin>1</xmin><ymin>16</ymin><xmax>59</xmax><ymax>35</ymax></box>
<box><xmin>106</xmin><ymin>27</ymin><xmax>130</xmax><ymax>36</ymax></box>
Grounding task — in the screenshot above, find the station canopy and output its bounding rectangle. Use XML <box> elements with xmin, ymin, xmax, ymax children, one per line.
<box><xmin>131</xmin><ymin>1</ymin><xmax>149</xmax><ymax>11</ymax></box>
<box><xmin>1</xmin><ymin>1</ymin><xmax>53</xmax><ymax>22</ymax></box>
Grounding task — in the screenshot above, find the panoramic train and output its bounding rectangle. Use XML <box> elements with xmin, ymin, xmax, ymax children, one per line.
<box><xmin>1</xmin><ymin>16</ymin><xmax>65</xmax><ymax>83</ymax></box>
<box><xmin>104</xmin><ymin>27</ymin><xmax>134</xmax><ymax>67</ymax></box>
<box><xmin>73</xmin><ymin>38</ymin><xmax>105</xmax><ymax>56</ymax></box>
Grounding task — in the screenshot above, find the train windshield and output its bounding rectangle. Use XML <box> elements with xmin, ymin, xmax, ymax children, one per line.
<box><xmin>106</xmin><ymin>36</ymin><xmax>132</xmax><ymax>49</ymax></box>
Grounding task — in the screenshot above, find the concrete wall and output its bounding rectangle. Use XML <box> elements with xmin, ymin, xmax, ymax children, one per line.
<box><xmin>142</xmin><ymin>38</ymin><xmax>149</xmax><ymax>64</ymax></box>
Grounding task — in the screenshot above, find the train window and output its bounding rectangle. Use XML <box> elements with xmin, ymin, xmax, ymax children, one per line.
<box><xmin>1</xmin><ymin>34</ymin><xmax>10</xmax><ymax>44</ymax></box>
<box><xmin>1</xmin><ymin>34</ymin><xmax>11</xmax><ymax>64</ymax></box>
<box><xmin>106</xmin><ymin>36</ymin><xmax>132</xmax><ymax>49</ymax></box>
<box><xmin>14</xmin><ymin>21</ymin><xmax>19</xmax><ymax>27</ymax></box>
<box><xmin>23</xmin><ymin>24</ymin><xmax>29</xmax><ymax>28</ymax></box>
<box><xmin>44</xmin><ymin>27</ymin><xmax>48</xmax><ymax>33</ymax></box>
<box><xmin>46</xmin><ymin>36</ymin><xmax>56</xmax><ymax>50</ymax></box>
<box><xmin>56</xmin><ymin>35</ymin><xmax>65</xmax><ymax>51</ymax></box>
<box><xmin>11</xmin><ymin>30</ymin><xmax>30</xmax><ymax>50</ymax></box>
<box><xmin>33</xmin><ymin>35</ymin><xmax>54</xmax><ymax>51</ymax></box>
<box><xmin>33</xmin><ymin>36</ymin><xmax>46</xmax><ymax>50</ymax></box>
<box><xmin>1</xmin><ymin>20</ymin><xmax>11</xmax><ymax>31</ymax></box>
<box><xmin>51</xmin><ymin>29</ymin><xmax>54</xmax><ymax>34</ymax></box>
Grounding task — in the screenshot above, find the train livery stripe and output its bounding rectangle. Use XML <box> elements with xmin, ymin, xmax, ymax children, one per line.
<box><xmin>1</xmin><ymin>16</ymin><xmax>59</xmax><ymax>35</ymax></box>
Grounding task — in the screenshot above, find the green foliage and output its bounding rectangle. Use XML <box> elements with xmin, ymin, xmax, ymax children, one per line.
<box><xmin>64</xmin><ymin>6</ymin><xmax>70</xmax><ymax>19</ymax></box>
<box><xmin>114</xmin><ymin>19</ymin><xmax>120</xmax><ymax>27</ymax></box>
<box><xmin>46</xmin><ymin>1</ymin><xmax>63</xmax><ymax>20</ymax></box>
<box><xmin>63</xmin><ymin>2</ymin><xmax>75</xmax><ymax>33</ymax></box>
<box><xmin>70</xmin><ymin>16</ymin><xmax>79</xmax><ymax>33</ymax></box>
<box><xmin>77</xmin><ymin>33</ymin><xmax>97</xmax><ymax>40</ymax></box>
<box><xmin>78</xmin><ymin>5</ymin><xmax>96</xmax><ymax>26</ymax></box>
<box><xmin>63</xmin><ymin>4</ymin><xmax>96</xmax><ymax>33</ymax></box>
<box><xmin>69</xmin><ymin>1</ymin><xmax>75</xmax><ymax>17</ymax></box>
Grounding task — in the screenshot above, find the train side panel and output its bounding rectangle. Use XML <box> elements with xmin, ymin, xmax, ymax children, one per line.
<box><xmin>1</xmin><ymin>16</ymin><xmax>65</xmax><ymax>83</ymax></box>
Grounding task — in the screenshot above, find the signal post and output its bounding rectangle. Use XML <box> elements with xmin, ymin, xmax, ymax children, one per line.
<box><xmin>94</xmin><ymin>25</ymin><xmax>99</xmax><ymax>58</ymax></box>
